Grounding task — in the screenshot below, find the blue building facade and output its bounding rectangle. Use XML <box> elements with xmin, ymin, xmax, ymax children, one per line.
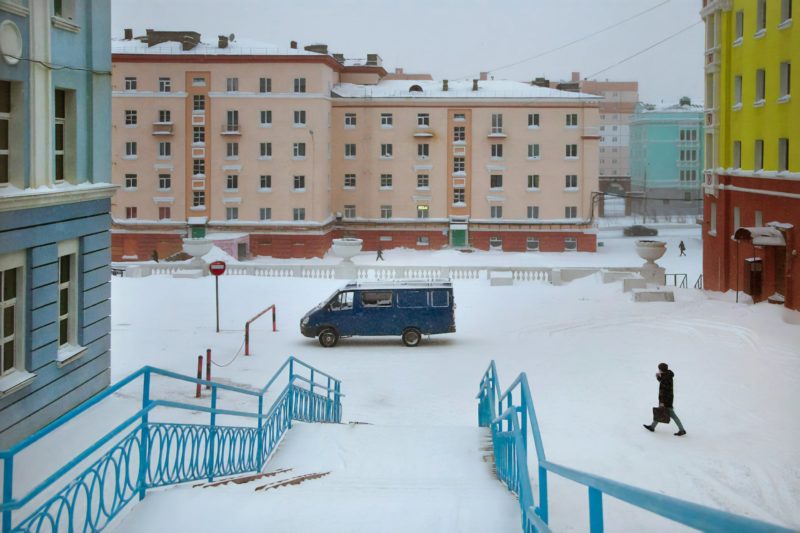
<box><xmin>629</xmin><ymin>99</ymin><xmax>705</xmax><ymax>219</ymax></box>
<box><xmin>0</xmin><ymin>1</ymin><xmax>114</xmax><ymax>447</ymax></box>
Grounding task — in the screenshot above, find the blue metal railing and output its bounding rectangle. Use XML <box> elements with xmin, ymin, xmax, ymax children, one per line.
<box><xmin>477</xmin><ymin>361</ymin><xmax>792</xmax><ymax>532</ymax></box>
<box><xmin>1</xmin><ymin>356</ymin><xmax>341</xmax><ymax>532</ymax></box>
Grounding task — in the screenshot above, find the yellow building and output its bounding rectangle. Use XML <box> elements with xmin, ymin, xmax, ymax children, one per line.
<box><xmin>701</xmin><ymin>0</ymin><xmax>799</xmax><ymax>310</ymax></box>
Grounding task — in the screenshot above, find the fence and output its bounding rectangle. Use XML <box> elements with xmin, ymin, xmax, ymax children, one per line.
<box><xmin>1</xmin><ymin>357</ymin><xmax>341</xmax><ymax>533</ymax></box>
<box><xmin>476</xmin><ymin>361</ymin><xmax>791</xmax><ymax>532</ymax></box>
<box><xmin>664</xmin><ymin>273</ymin><xmax>689</xmax><ymax>288</ymax></box>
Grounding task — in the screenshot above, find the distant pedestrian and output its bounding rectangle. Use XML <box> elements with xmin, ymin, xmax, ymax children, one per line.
<box><xmin>151</xmin><ymin>249</ymin><xmax>160</xmax><ymax>263</ymax></box>
<box><xmin>678</xmin><ymin>241</ymin><xmax>686</xmax><ymax>257</ymax></box>
<box><xmin>376</xmin><ymin>247</ymin><xmax>384</xmax><ymax>261</ymax></box>
<box><xmin>643</xmin><ymin>363</ymin><xmax>686</xmax><ymax>436</ymax></box>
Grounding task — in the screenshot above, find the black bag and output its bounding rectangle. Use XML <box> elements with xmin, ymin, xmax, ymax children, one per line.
<box><xmin>652</xmin><ymin>406</ymin><xmax>670</xmax><ymax>424</ymax></box>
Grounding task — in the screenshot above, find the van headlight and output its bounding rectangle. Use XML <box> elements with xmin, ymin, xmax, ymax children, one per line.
<box><xmin>301</xmin><ymin>317</ymin><xmax>309</xmax><ymax>327</ymax></box>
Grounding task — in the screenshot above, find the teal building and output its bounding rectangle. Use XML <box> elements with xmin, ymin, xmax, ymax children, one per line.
<box><xmin>629</xmin><ymin>98</ymin><xmax>704</xmax><ymax>218</ymax></box>
<box><xmin>0</xmin><ymin>1</ymin><xmax>114</xmax><ymax>447</ymax></box>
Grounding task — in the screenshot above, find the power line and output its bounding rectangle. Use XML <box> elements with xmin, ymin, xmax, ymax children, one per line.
<box><xmin>586</xmin><ymin>21</ymin><xmax>702</xmax><ymax>79</ymax></box>
<box><xmin>7</xmin><ymin>55</ymin><xmax>111</xmax><ymax>75</ymax></box>
<box><xmin>472</xmin><ymin>0</ymin><xmax>672</xmax><ymax>78</ymax></box>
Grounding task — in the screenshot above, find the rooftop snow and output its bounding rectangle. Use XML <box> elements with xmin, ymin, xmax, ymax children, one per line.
<box><xmin>332</xmin><ymin>79</ymin><xmax>601</xmax><ymax>99</ymax></box>
<box><xmin>111</xmin><ymin>37</ymin><xmax>323</xmax><ymax>57</ymax></box>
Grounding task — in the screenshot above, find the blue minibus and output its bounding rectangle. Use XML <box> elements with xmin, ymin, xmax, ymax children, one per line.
<box><xmin>300</xmin><ymin>280</ymin><xmax>456</xmax><ymax>347</ymax></box>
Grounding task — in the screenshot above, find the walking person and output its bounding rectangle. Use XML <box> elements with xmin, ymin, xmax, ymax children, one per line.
<box><xmin>376</xmin><ymin>246</ymin><xmax>384</xmax><ymax>261</ymax></box>
<box><xmin>643</xmin><ymin>363</ymin><xmax>687</xmax><ymax>436</ymax></box>
<box><xmin>678</xmin><ymin>240</ymin><xmax>686</xmax><ymax>257</ymax></box>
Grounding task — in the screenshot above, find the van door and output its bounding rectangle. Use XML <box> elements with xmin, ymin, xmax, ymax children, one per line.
<box><xmin>328</xmin><ymin>291</ymin><xmax>356</xmax><ymax>335</ymax></box>
<box><xmin>356</xmin><ymin>290</ymin><xmax>395</xmax><ymax>335</ymax></box>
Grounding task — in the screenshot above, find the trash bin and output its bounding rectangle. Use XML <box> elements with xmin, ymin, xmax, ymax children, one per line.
<box><xmin>743</xmin><ymin>258</ymin><xmax>762</xmax><ymax>298</ymax></box>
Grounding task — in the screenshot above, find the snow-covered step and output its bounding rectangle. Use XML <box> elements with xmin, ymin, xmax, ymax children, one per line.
<box><xmin>113</xmin><ymin>423</ymin><xmax>521</xmax><ymax>533</ymax></box>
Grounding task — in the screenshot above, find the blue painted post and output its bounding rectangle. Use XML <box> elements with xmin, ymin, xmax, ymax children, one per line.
<box><xmin>2</xmin><ymin>456</ymin><xmax>12</xmax><ymax>533</ymax></box>
<box><xmin>538</xmin><ymin>466</ymin><xmax>549</xmax><ymax>524</ymax></box>
<box><xmin>326</xmin><ymin>377</ymin><xmax>331</xmax><ymax>421</ymax></box>
<box><xmin>589</xmin><ymin>487</ymin><xmax>604</xmax><ymax>533</ymax></box>
<box><xmin>310</xmin><ymin>369</ymin><xmax>315</xmax><ymax>396</ymax></box>
<box><xmin>335</xmin><ymin>381</ymin><xmax>342</xmax><ymax>423</ymax></box>
<box><xmin>287</xmin><ymin>359</ymin><xmax>294</xmax><ymax>427</ymax></box>
<box><xmin>256</xmin><ymin>395</ymin><xmax>264</xmax><ymax>471</ymax></box>
<box><xmin>207</xmin><ymin>386</ymin><xmax>217</xmax><ymax>482</ymax></box>
<box><xmin>138</xmin><ymin>370</ymin><xmax>151</xmax><ymax>500</ymax></box>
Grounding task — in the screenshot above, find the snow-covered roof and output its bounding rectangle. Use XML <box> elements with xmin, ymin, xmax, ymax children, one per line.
<box><xmin>112</xmin><ymin>37</ymin><xmax>322</xmax><ymax>57</ymax></box>
<box><xmin>639</xmin><ymin>102</ymin><xmax>705</xmax><ymax>113</ymax></box>
<box><xmin>332</xmin><ymin>79</ymin><xmax>600</xmax><ymax>100</ymax></box>
<box><xmin>732</xmin><ymin>225</ymin><xmax>786</xmax><ymax>246</ymax></box>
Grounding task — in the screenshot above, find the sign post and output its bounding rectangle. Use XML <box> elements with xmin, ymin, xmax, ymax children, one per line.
<box><xmin>209</xmin><ymin>261</ymin><xmax>226</xmax><ymax>332</ymax></box>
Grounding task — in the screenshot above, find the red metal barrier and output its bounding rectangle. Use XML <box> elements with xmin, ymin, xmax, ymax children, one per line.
<box><xmin>245</xmin><ymin>304</ymin><xmax>276</xmax><ymax>356</ymax></box>
<box><xmin>195</xmin><ymin>355</ymin><xmax>203</xmax><ymax>398</ymax></box>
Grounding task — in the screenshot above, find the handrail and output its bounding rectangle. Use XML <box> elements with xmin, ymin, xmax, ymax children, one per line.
<box><xmin>478</xmin><ymin>360</ymin><xmax>792</xmax><ymax>532</ymax></box>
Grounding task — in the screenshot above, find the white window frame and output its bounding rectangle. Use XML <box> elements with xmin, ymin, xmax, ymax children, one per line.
<box><xmin>158</xmin><ymin>77</ymin><xmax>171</xmax><ymax>93</ymax></box>
<box><xmin>489</xmin><ymin>236</ymin><xmax>502</xmax><ymax>250</ymax></box>
<box><xmin>226</xmin><ymin>174</ymin><xmax>239</xmax><ymax>191</ymax></box>
<box><xmin>417</xmin><ymin>113</ymin><xmax>430</xmax><ymax>127</ymax></box>
<box><xmin>734</xmin><ymin>75</ymin><xmax>743</xmax><ymax>107</ymax></box>
<box><xmin>124</xmin><ymin>173</ymin><xmax>137</xmax><ymax>190</ymax></box>
<box><xmin>491</xmin><ymin>113</ymin><xmax>503</xmax><ymax>134</ymax></box>
<box><xmin>344</xmin><ymin>144</ymin><xmax>356</xmax><ymax>159</ymax></box>
<box><xmin>754</xmin><ymin>139</ymin><xmax>764</xmax><ymax>170</ymax></box>
<box><xmin>259</xmin><ymin>142</ymin><xmax>272</xmax><ymax>159</ymax></box>
<box><xmin>124</xmin><ymin>77</ymin><xmax>137</xmax><ymax>91</ymax></box>
<box><xmin>158</xmin><ymin>173</ymin><xmax>171</xmax><ymax>191</ymax></box>
<box><xmin>293</xmin><ymin>78</ymin><xmax>306</xmax><ymax>93</ymax></box>
<box><xmin>57</xmin><ymin>239</ymin><xmax>79</xmax><ymax>353</ymax></box>
<box><xmin>259</xmin><ymin>175</ymin><xmax>272</xmax><ymax>191</ymax></box>
<box><xmin>259</xmin><ymin>77</ymin><xmax>272</xmax><ymax>93</ymax></box>
<box><xmin>380</xmin><ymin>174</ymin><xmax>393</xmax><ymax>190</ymax></box>
<box><xmin>124</xmin><ymin>109</ymin><xmax>137</xmax><ymax>126</ymax></box>
<box><xmin>226</xmin><ymin>142</ymin><xmax>239</xmax><ymax>159</ymax></box>
<box><xmin>380</xmin><ymin>113</ymin><xmax>393</xmax><ymax>127</ymax></box>
<box><xmin>490</xmin><ymin>174</ymin><xmax>503</xmax><ymax>190</ymax></box>
<box><xmin>293</xmin><ymin>175</ymin><xmax>306</xmax><ymax>191</ymax></box>
<box><xmin>293</xmin><ymin>207</ymin><xmax>306</xmax><ymax>221</ymax></box>
<box><xmin>343</xmin><ymin>205</ymin><xmax>356</xmax><ymax>219</ymax></box>
<box><xmin>380</xmin><ymin>143</ymin><xmax>393</xmax><ymax>159</ymax></box>
<box><xmin>417</xmin><ymin>205</ymin><xmax>430</xmax><ymax>219</ymax></box>
<box><xmin>490</xmin><ymin>205</ymin><xmax>503</xmax><ymax>219</ymax></box>
<box><xmin>0</xmin><ymin>251</ymin><xmax>26</xmax><ymax>381</ymax></box>
<box><xmin>380</xmin><ymin>205</ymin><xmax>393</xmax><ymax>219</ymax></box>
<box><xmin>293</xmin><ymin>142</ymin><xmax>306</xmax><ymax>159</ymax></box>
<box><xmin>779</xmin><ymin>62</ymin><xmax>791</xmax><ymax>100</ymax></box>
<box><xmin>158</xmin><ymin>206</ymin><xmax>171</xmax><ymax>220</ymax></box>
<box><xmin>158</xmin><ymin>141</ymin><xmax>171</xmax><ymax>159</ymax></box>
<box><xmin>755</xmin><ymin>69</ymin><xmax>766</xmax><ymax>103</ymax></box>
<box><xmin>565</xmin><ymin>113</ymin><xmax>578</xmax><ymax>127</ymax></box>
<box><xmin>733</xmin><ymin>140</ymin><xmax>742</xmax><ymax>168</ymax></box>
<box><xmin>528</xmin><ymin>144</ymin><xmax>540</xmax><ymax>160</ymax></box>
<box><xmin>565</xmin><ymin>144</ymin><xmax>578</xmax><ymax>159</ymax></box>
<box><xmin>528</xmin><ymin>113</ymin><xmax>540</xmax><ymax>128</ymax></box>
<box><xmin>417</xmin><ymin>174</ymin><xmax>430</xmax><ymax>189</ymax></box>
<box><xmin>565</xmin><ymin>206</ymin><xmax>577</xmax><ymax>218</ymax></box>
<box><xmin>491</xmin><ymin>144</ymin><xmax>503</xmax><ymax>159</ymax></box>
<box><xmin>564</xmin><ymin>237</ymin><xmax>578</xmax><ymax>251</ymax></box>
<box><xmin>526</xmin><ymin>237</ymin><xmax>540</xmax><ymax>251</ymax></box>
<box><xmin>260</xmin><ymin>207</ymin><xmax>272</xmax><ymax>221</ymax></box>
<box><xmin>260</xmin><ymin>110</ymin><xmax>272</xmax><ymax>127</ymax></box>
<box><xmin>344</xmin><ymin>174</ymin><xmax>356</xmax><ymax>189</ymax></box>
<box><xmin>527</xmin><ymin>206</ymin><xmax>539</xmax><ymax>220</ymax></box>
<box><xmin>527</xmin><ymin>174</ymin><xmax>540</xmax><ymax>190</ymax></box>
<box><xmin>778</xmin><ymin>138</ymin><xmax>789</xmax><ymax>172</ymax></box>
<box><xmin>124</xmin><ymin>141</ymin><xmax>137</xmax><ymax>159</ymax></box>
<box><xmin>565</xmin><ymin>174</ymin><xmax>578</xmax><ymax>189</ymax></box>
<box><xmin>293</xmin><ymin>110</ymin><xmax>307</xmax><ymax>127</ymax></box>
<box><xmin>226</xmin><ymin>207</ymin><xmax>239</xmax><ymax>221</ymax></box>
<box><xmin>344</xmin><ymin>113</ymin><xmax>357</xmax><ymax>128</ymax></box>
<box><xmin>417</xmin><ymin>143</ymin><xmax>429</xmax><ymax>159</ymax></box>
<box><xmin>226</xmin><ymin>77</ymin><xmax>239</xmax><ymax>92</ymax></box>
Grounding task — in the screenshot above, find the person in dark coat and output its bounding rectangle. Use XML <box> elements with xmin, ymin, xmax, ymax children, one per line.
<box><xmin>643</xmin><ymin>363</ymin><xmax>686</xmax><ymax>436</ymax></box>
<box><xmin>376</xmin><ymin>246</ymin><xmax>384</xmax><ymax>261</ymax></box>
<box><xmin>678</xmin><ymin>240</ymin><xmax>686</xmax><ymax>256</ymax></box>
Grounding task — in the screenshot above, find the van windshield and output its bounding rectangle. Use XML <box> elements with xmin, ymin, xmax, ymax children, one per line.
<box><xmin>328</xmin><ymin>291</ymin><xmax>354</xmax><ymax>311</ymax></box>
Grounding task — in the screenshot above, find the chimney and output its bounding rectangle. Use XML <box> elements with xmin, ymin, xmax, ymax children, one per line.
<box><xmin>442</xmin><ymin>79</ymin><xmax>448</xmax><ymax>91</ymax></box>
<box><xmin>571</xmin><ymin>71</ymin><xmax>580</xmax><ymax>82</ymax></box>
<box><xmin>304</xmin><ymin>43</ymin><xmax>328</xmax><ymax>55</ymax></box>
<box><xmin>366</xmin><ymin>53</ymin><xmax>382</xmax><ymax>66</ymax></box>
<box><xmin>290</xmin><ymin>40</ymin><xmax>298</xmax><ymax>49</ymax></box>
<box><xmin>333</xmin><ymin>53</ymin><xmax>345</xmax><ymax>64</ymax></box>
<box><xmin>479</xmin><ymin>71</ymin><xmax>488</xmax><ymax>81</ymax></box>
<box><xmin>531</xmin><ymin>77</ymin><xmax>550</xmax><ymax>88</ymax></box>
<box><xmin>472</xmin><ymin>79</ymin><xmax>479</xmax><ymax>91</ymax></box>
<box><xmin>395</xmin><ymin>67</ymin><xmax>404</xmax><ymax>75</ymax></box>
<box><xmin>218</xmin><ymin>35</ymin><xmax>229</xmax><ymax>49</ymax></box>
<box><xmin>124</xmin><ymin>28</ymin><xmax>133</xmax><ymax>40</ymax></box>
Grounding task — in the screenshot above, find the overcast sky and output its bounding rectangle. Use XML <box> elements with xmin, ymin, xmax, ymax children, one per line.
<box><xmin>111</xmin><ymin>0</ymin><xmax>704</xmax><ymax>105</ymax></box>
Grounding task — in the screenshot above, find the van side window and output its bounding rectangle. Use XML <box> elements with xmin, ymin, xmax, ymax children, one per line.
<box><xmin>330</xmin><ymin>291</ymin><xmax>354</xmax><ymax>311</ymax></box>
<box><xmin>362</xmin><ymin>291</ymin><xmax>393</xmax><ymax>307</ymax></box>
<box><xmin>397</xmin><ymin>290</ymin><xmax>428</xmax><ymax>308</ymax></box>
<box><xmin>431</xmin><ymin>290</ymin><xmax>450</xmax><ymax>307</ymax></box>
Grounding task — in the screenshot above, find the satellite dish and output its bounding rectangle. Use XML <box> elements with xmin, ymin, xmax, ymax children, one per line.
<box><xmin>229</xmin><ymin>33</ymin><xmax>235</xmax><ymax>42</ymax></box>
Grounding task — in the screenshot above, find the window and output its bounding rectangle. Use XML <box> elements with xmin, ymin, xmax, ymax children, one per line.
<box><xmin>226</xmin><ymin>142</ymin><xmax>239</xmax><ymax>158</ymax></box>
<box><xmin>381</xmin><ymin>144</ymin><xmax>393</xmax><ymax>158</ymax></box>
<box><xmin>417</xmin><ymin>113</ymin><xmax>430</xmax><ymax>127</ymax></box>
<box><xmin>780</xmin><ymin>62</ymin><xmax>791</xmax><ymax>99</ymax></box>
<box><xmin>260</xmin><ymin>110</ymin><xmax>272</xmax><ymax>127</ymax></box>
<box><xmin>417</xmin><ymin>174</ymin><xmax>429</xmax><ymax>189</ymax></box>
<box><xmin>734</xmin><ymin>75</ymin><xmax>743</xmax><ymax>106</ymax></box>
<box><xmin>362</xmin><ymin>291</ymin><xmax>393</xmax><ymax>308</ymax></box>
<box><xmin>564</xmin><ymin>237</ymin><xmax>577</xmax><ymax>251</ymax></box>
<box><xmin>380</xmin><ymin>205</ymin><xmax>392</xmax><ymax>219</ymax></box>
<box><xmin>158</xmin><ymin>77</ymin><xmax>171</xmax><ymax>92</ymax></box>
<box><xmin>680</xmin><ymin>170</ymin><xmax>698</xmax><ymax>181</ymax></box>
<box><xmin>293</xmin><ymin>142</ymin><xmax>306</xmax><ymax>158</ymax></box>
<box><xmin>57</xmin><ymin>242</ymin><xmax>78</xmax><ymax>348</ymax></box>
<box><xmin>756</xmin><ymin>0</ymin><xmax>766</xmax><ymax>32</ymax></box>
<box><xmin>125</xmin><ymin>109</ymin><xmax>137</xmax><ymax>125</ymax></box>
<box><xmin>380</xmin><ymin>113</ymin><xmax>393</xmax><ymax>127</ymax></box>
<box><xmin>453</xmin><ymin>126</ymin><xmax>465</xmax><ymax>142</ymax></box>
<box><xmin>754</xmin><ymin>209</ymin><xmax>763</xmax><ymax>227</ymax></box>
<box><xmin>380</xmin><ymin>174</ymin><xmax>393</xmax><ymax>189</ymax></box>
<box><xmin>158</xmin><ymin>207</ymin><xmax>171</xmax><ymax>220</ymax></box>
<box><xmin>343</xmin><ymin>205</ymin><xmax>356</xmax><ymax>218</ymax></box>
<box><xmin>226</xmin><ymin>111</ymin><xmax>239</xmax><ymax>133</ymax></box>
<box><xmin>565</xmin><ymin>144</ymin><xmax>578</xmax><ymax>158</ymax></box>
<box><xmin>417</xmin><ymin>143</ymin><xmax>429</xmax><ymax>159</ymax></box>
<box><xmin>344</xmin><ymin>113</ymin><xmax>357</xmax><ymax>128</ymax></box>
<box><xmin>453</xmin><ymin>188</ymin><xmax>465</xmax><ymax>204</ymax></box>
<box><xmin>528</xmin><ymin>144</ymin><xmax>540</xmax><ymax>159</ymax></box>
<box><xmin>526</xmin><ymin>237</ymin><xmax>540</xmax><ymax>251</ymax></box>
<box><xmin>226</xmin><ymin>207</ymin><xmax>238</xmax><ymax>221</ymax></box>
<box><xmin>344</xmin><ymin>174</ymin><xmax>356</xmax><ymax>188</ymax></box>
<box><xmin>566</xmin><ymin>113</ymin><xmax>578</xmax><ymax>127</ymax></box>
<box><xmin>782</xmin><ymin>0</ymin><xmax>793</xmax><ymax>23</ymax></box>
<box><xmin>527</xmin><ymin>174</ymin><xmax>540</xmax><ymax>189</ymax></box>
<box><xmin>260</xmin><ymin>175</ymin><xmax>272</xmax><ymax>190</ymax></box>
<box><xmin>260</xmin><ymin>207</ymin><xmax>272</xmax><ymax>220</ymax></box>
<box><xmin>345</xmin><ymin>144</ymin><xmax>356</xmax><ymax>158</ymax></box>
<box><xmin>158</xmin><ymin>173</ymin><xmax>171</xmax><ymax>190</ymax></box>
<box><xmin>489</xmin><ymin>237</ymin><xmax>502</xmax><ymax>250</ymax></box>
<box><xmin>124</xmin><ymin>141</ymin><xmax>137</xmax><ymax>158</ymax></box>
<box><xmin>528</xmin><ymin>113</ymin><xmax>540</xmax><ymax>128</ymax></box>
<box><xmin>417</xmin><ymin>236</ymin><xmax>430</xmax><ymax>247</ymax></box>
<box><xmin>193</xmin><ymin>191</ymin><xmax>205</xmax><ymax>207</ymax></box>
<box><xmin>55</xmin><ymin>90</ymin><xmax>68</xmax><ymax>180</ymax></box>
<box><xmin>565</xmin><ymin>206</ymin><xmax>577</xmax><ymax>218</ymax></box>
<box><xmin>679</xmin><ymin>149</ymin><xmax>697</xmax><ymax>162</ymax></box>
<box><xmin>454</xmin><ymin>113</ymin><xmax>466</xmax><ymax>121</ymax></box>
<box><xmin>491</xmin><ymin>113</ymin><xmax>503</xmax><ymax>134</ymax></box>
<box><xmin>260</xmin><ymin>142</ymin><xmax>272</xmax><ymax>158</ymax></box>
<box><xmin>453</xmin><ymin>157</ymin><xmax>465</xmax><ymax>173</ymax></box>
<box><xmin>124</xmin><ymin>174</ymin><xmax>137</xmax><ymax>189</ymax></box>
<box><xmin>293</xmin><ymin>110</ymin><xmax>306</xmax><ymax>126</ymax></box>
<box><xmin>417</xmin><ymin>205</ymin><xmax>429</xmax><ymax>219</ymax></box>
<box><xmin>490</xmin><ymin>205</ymin><xmax>503</xmax><ymax>219</ymax></box>
<box><xmin>490</xmin><ymin>174</ymin><xmax>503</xmax><ymax>189</ymax></box>
<box><xmin>732</xmin><ymin>140</ymin><xmax>742</xmax><ymax>168</ymax></box>
<box><xmin>778</xmin><ymin>138</ymin><xmax>789</xmax><ymax>171</ymax></box>
<box><xmin>755</xmin><ymin>139</ymin><xmax>764</xmax><ymax>170</ymax></box>
<box><xmin>293</xmin><ymin>78</ymin><xmax>306</xmax><ymax>93</ymax></box>
<box><xmin>193</xmin><ymin>126</ymin><xmax>205</xmax><ymax>144</ymax></box>
<box><xmin>565</xmin><ymin>174</ymin><xmax>578</xmax><ymax>188</ymax></box>
<box><xmin>226</xmin><ymin>174</ymin><xmax>238</xmax><ymax>190</ymax></box>
<box><xmin>491</xmin><ymin>144</ymin><xmax>503</xmax><ymax>158</ymax></box>
<box><xmin>192</xmin><ymin>77</ymin><xmax>206</xmax><ymax>87</ymax></box>
<box><xmin>293</xmin><ymin>175</ymin><xmax>305</xmax><ymax>190</ymax></box>
<box><xmin>755</xmin><ymin>69</ymin><xmax>766</xmax><ymax>102</ymax></box>
<box><xmin>680</xmin><ymin>129</ymin><xmax>698</xmax><ymax>141</ymax></box>
<box><xmin>735</xmin><ymin>10</ymin><xmax>744</xmax><ymax>41</ymax></box>
<box><xmin>158</xmin><ymin>142</ymin><xmax>171</xmax><ymax>158</ymax></box>
<box><xmin>158</xmin><ymin>110</ymin><xmax>171</xmax><ymax>123</ymax></box>
<box><xmin>0</xmin><ymin>81</ymin><xmax>10</xmax><ymax>186</ymax></box>
<box><xmin>124</xmin><ymin>77</ymin><xmax>137</xmax><ymax>91</ymax></box>
<box><xmin>192</xmin><ymin>159</ymin><xmax>205</xmax><ymax>176</ymax></box>
<box><xmin>226</xmin><ymin>77</ymin><xmax>239</xmax><ymax>92</ymax></box>
<box><xmin>259</xmin><ymin>77</ymin><xmax>271</xmax><ymax>93</ymax></box>
<box><xmin>293</xmin><ymin>207</ymin><xmax>306</xmax><ymax>220</ymax></box>
<box><xmin>710</xmin><ymin>202</ymin><xmax>718</xmax><ymax>234</ymax></box>
<box><xmin>527</xmin><ymin>206</ymin><xmax>539</xmax><ymax>219</ymax></box>
<box><xmin>193</xmin><ymin>95</ymin><xmax>205</xmax><ymax>111</ymax></box>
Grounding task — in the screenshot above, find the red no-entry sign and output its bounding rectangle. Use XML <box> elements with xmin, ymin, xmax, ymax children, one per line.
<box><xmin>209</xmin><ymin>261</ymin><xmax>226</xmax><ymax>276</ymax></box>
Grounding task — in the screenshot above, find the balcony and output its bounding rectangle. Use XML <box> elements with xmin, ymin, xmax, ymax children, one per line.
<box><xmin>152</xmin><ymin>122</ymin><xmax>173</xmax><ymax>136</ymax></box>
<box><xmin>221</xmin><ymin>124</ymin><xmax>241</xmax><ymax>135</ymax></box>
<box><xmin>487</xmin><ymin>128</ymin><xmax>506</xmax><ymax>138</ymax></box>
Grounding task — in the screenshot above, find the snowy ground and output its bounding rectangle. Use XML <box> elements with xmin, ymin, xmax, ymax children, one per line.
<box><xmin>12</xmin><ymin>227</ymin><xmax>800</xmax><ymax>531</ymax></box>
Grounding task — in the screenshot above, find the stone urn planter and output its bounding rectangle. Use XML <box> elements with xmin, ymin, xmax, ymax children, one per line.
<box><xmin>182</xmin><ymin>238</ymin><xmax>213</xmax><ymax>275</ymax></box>
<box><xmin>331</xmin><ymin>238</ymin><xmax>363</xmax><ymax>279</ymax></box>
<box><xmin>635</xmin><ymin>240</ymin><xmax>666</xmax><ymax>284</ymax></box>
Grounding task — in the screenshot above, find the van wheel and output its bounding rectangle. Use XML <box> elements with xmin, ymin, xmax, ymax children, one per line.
<box><xmin>318</xmin><ymin>328</ymin><xmax>339</xmax><ymax>348</ymax></box>
<box><xmin>402</xmin><ymin>328</ymin><xmax>422</xmax><ymax>347</ymax></box>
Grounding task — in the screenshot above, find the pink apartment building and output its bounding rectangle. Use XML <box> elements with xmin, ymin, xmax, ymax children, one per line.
<box><xmin>111</xmin><ymin>30</ymin><xmax>601</xmax><ymax>260</ymax></box>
